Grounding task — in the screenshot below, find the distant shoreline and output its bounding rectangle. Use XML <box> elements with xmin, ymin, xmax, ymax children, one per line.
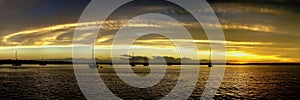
<box><xmin>1</xmin><ymin>60</ymin><xmax>300</xmax><ymax>65</ymax></box>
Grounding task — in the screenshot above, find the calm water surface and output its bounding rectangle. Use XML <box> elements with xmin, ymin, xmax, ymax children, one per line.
<box><xmin>0</xmin><ymin>65</ymin><xmax>299</xmax><ymax>99</ymax></box>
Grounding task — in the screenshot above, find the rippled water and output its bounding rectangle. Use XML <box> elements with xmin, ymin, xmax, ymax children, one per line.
<box><xmin>0</xmin><ymin>65</ymin><xmax>299</xmax><ymax>99</ymax></box>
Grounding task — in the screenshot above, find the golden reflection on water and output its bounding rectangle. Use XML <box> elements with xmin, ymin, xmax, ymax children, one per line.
<box><xmin>0</xmin><ymin>65</ymin><xmax>299</xmax><ymax>99</ymax></box>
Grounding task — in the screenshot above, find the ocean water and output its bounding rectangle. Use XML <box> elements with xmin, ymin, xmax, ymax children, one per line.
<box><xmin>0</xmin><ymin>65</ymin><xmax>299</xmax><ymax>99</ymax></box>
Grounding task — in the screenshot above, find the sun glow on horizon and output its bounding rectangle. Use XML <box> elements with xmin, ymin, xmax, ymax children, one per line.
<box><xmin>0</xmin><ymin>45</ymin><xmax>298</xmax><ymax>63</ymax></box>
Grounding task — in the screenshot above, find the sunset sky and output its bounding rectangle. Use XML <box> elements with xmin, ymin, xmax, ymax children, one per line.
<box><xmin>0</xmin><ymin>0</ymin><xmax>299</xmax><ymax>63</ymax></box>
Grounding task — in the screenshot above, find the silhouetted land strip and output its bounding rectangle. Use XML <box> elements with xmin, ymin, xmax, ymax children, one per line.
<box><xmin>0</xmin><ymin>60</ymin><xmax>72</xmax><ymax>64</ymax></box>
<box><xmin>1</xmin><ymin>60</ymin><xmax>300</xmax><ymax>66</ymax></box>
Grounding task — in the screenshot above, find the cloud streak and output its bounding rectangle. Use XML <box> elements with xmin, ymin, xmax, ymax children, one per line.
<box><xmin>2</xmin><ymin>19</ymin><xmax>278</xmax><ymax>46</ymax></box>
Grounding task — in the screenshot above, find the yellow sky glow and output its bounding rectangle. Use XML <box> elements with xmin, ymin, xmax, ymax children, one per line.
<box><xmin>0</xmin><ymin>20</ymin><xmax>298</xmax><ymax>62</ymax></box>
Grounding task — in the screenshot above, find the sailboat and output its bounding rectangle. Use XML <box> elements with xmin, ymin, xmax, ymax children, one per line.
<box><xmin>208</xmin><ymin>47</ymin><xmax>213</xmax><ymax>67</ymax></box>
<box><xmin>12</xmin><ymin>50</ymin><xmax>21</xmax><ymax>66</ymax></box>
<box><xmin>39</xmin><ymin>54</ymin><xmax>47</xmax><ymax>66</ymax></box>
<box><xmin>129</xmin><ymin>53</ymin><xmax>136</xmax><ymax>67</ymax></box>
<box><xmin>88</xmin><ymin>46</ymin><xmax>99</xmax><ymax>68</ymax></box>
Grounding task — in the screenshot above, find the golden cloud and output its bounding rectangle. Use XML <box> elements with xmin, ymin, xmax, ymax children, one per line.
<box><xmin>135</xmin><ymin>39</ymin><xmax>273</xmax><ymax>46</ymax></box>
<box><xmin>2</xmin><ymin>19</ymin><xmax>194</xmax><ymax>46</ymax></box>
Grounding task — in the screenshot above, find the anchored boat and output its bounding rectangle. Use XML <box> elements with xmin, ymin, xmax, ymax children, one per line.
<box><xmin>12</xmin><ymin>50</ymin><xmax>21</xmax><ymax>67</ymax></box>
<box><xmin>88</xmin><ymin>46</ymin><xmax>99</xmax><ymax>68</ymax></box>
<box><xmin>208</xmin><ymin>47</ymin><xmax>213</xmax><ymax>67</ymax></box>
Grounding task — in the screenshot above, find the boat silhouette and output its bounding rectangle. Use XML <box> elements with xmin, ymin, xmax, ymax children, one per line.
<box><xmin>88</xmin><ymin>46</ymin><xmax>99</xmax><ymax>68</ymax></box>
<box><xmin>208</xmin><ymin>47</ymin><xmax>213</xmax><ymax>67</ymax></box>
<box><xmin>39</xmin><ymin>54</ymin><xmax>47</xmax><ymax>66</ymax></box>
<box><xmin>12</xmin><ymin>50</ymin><xmax>21</xmax><ymax>67</ymax></box>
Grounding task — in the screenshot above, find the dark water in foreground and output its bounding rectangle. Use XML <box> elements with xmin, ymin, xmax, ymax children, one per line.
<box><xmin>0</xmin><ymin>65</ymin><xmax>299</xmax><ymax>99</ymax></box>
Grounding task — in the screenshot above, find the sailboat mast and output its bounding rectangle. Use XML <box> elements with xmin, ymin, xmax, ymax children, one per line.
<box><xmin>132</xmin><ymin>53</ymin><xmax>135</xmax><ymax>62</ymax></box>
<box><xmin>42</xmin><ymin>54</ymin><xmax>44</xmax><ymax>61</ymax></box>
<box><xmin>209</xmin><ymin>47</ymin><xmax>211</xmax><ymax>63</ymax></box>
<box><xmin>15</xmin><ymin>50</ymin><xmax>18</xmax><ymax>60</ymax></box>
<box><xmin>208</xmin><ymin>46</ymin><xmax>213</xmax><ymax>67</ymax></box>
<box><xmin>92</xmin><ymin>46</ymin><xmax>96</xmax><ymax>64</ymax></box>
